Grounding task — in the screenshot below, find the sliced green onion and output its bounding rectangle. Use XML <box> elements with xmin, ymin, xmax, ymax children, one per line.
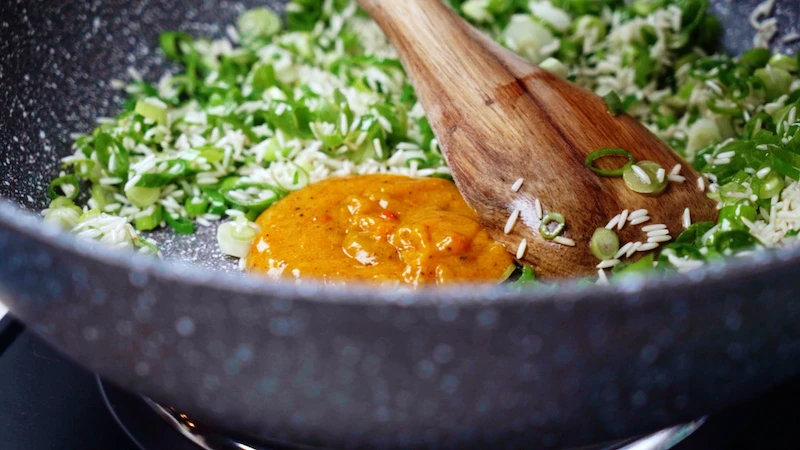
<box><xmin>623</xmin><ymin>161</ymin><xmax>668</xmax><ymax>195</ymax></box>
<box><xmin>462</xmin><ymin>0</ymin><xmax>493</xmax><ymax>23</ymax></box>
<box><xmin>165</xmin><ymin>212</ymin><xmax>195</xmax><ymax>235</ymax></box>
<box><xmin>137</xmin><ymin>239</ymin><xmax>161</xmax><ymax>256</ymax></box>
<box><xmin>613</xmin><ymin>254</ymin><xmax>655</xmax><ymax>276</ymax></box>
<box><xmin>755</xmin><ymin>66</ymin><xmax>793</xmax><ymax>101</ymax></box>
<box><xmin>275</xmin><ymin>163</ymin><xmax>310</xmax><ymax>191</ymax></box>
<box><xmin>714</xmin><ymin>229</ymin><xmax>758</xmax><ymax>254</ymax></box>
<box><xmin>603</xmin><ymin>91</ymin><xmax>624</xmax><ymax>115</ymax></box>
<box><xmin>572</xmin><ymin>15</ymin><xmax>606</xmax><ymax>41</ymax></box>
<box><xmin>217</xmin><ymin>217</ymin><xmax>260</xmax><ymax>258</ymax></box>
<box><xmin>125</xmin><ymin>186</ymin><xmax>161</xmax><ymax>208</ymax></box>
<box><xmin>585</xmin><ymin>147</ymin><xmax>635</xmax><ymax>176</ymax></box>
<box><xmin>43</xmin><ymin>206</ymin><xmax>82</xmax><ymax>230</ymax></box>
<box><xmin>676</xmin><ymin>222</ymin><xmax>715</xmax><ymax>247</ymax></box>
<box><xmin>540</xmin><ymin>212</ymin><xmax>566</xmax><ymax>239</ymax></box>
<box><xmin>757</xmin><ymin>171</ymin><xmax>785</xmax><ymax>199</ymax></box>
<box><xmin>498</xmin><ymin>264</ymin><xmax>518</xmax><ymax>283</ymax></box>
<box><xmin>185</xmin><ymin>196</ymin><xmax>210</xmax><ymax>217</ymax></box>
<box><xmin>590</xmin><ymin>228</ymin><xmax>620</xmax><ymax>261</ymax></box>
<box><xmin>49</xmin><ymin>175</ymin><xmax>80</xmax><ymax>200</ymax></box>
<box><xmin>43</xmin><ymin>197</ymin><xmax>83</xmax><ymax>230</ymax></box>
<box><xmin>687</xmin><ymin>118</ymin><xmax>721</xmax><ymax>155</ymax></box>
<box><xmin>134</xmin><ymin>205</ymin><xmax>164</xmax><ymax>231</ymax></box>
<box><xmin>539</xmin><ymin>57</ymin><xmax>568</xmax><ymax>79</ymax></box>
<box><xmin>718</xmin><ymin>181</ymin><xmax>747</xmax><ymax>203</ymax></box>
<box><xmin>511</xmin><ymin>265</ymin><xmax>538</xmax><ymax>287</ymax></box>
<box><xmin>220</xmin><ymin>178</ymin><xmax>286</xmax><ymax>214</ymax></box>
<box><xmin>237</xmin><ymin>7</ymin><xmax>282</xmax><ymax>45</ymax></box>
<box><xmin>768</xmin><ymin>54</ymin><xmax>798</xmax><ymax>73</ymax></box>
<box><xmin>203</xmin><ymin>190</ymin><xmax>228</xmax><ymax>215</ymax></box>
<box><xmin>740</xmin><ymin>48</ymin><xmax>771</xmax><ymax>69</ymax></box>
<box><xmin>49</xmin><ymin>197</ymin><xmax>81</xmax><ymax>212</ymax></box>
<box><xmin>137</xmin><ymin>160</ymin><xmax>188</xmax><ymax>187</ymax></box>
<box><xmin>503</xmin><ymin>14</ymin><xmax>555</xmax><ymax>63</ymax></box>
<box><xmin>135</xmin><ymin>99</ymin><xmax>168</xmax><ymax>126</ymax></box>
<box><xmin>159</xmin><ymin>31</ymin><xmax>192</xmax><ymax>61</ymax></box>
<box><xmin>94</xmin><ymin>132</ymin><xmax>129</xmax><ymax>180</ymax></box>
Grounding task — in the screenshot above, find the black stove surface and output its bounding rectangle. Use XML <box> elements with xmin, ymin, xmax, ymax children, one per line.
<box><xmin>2</xmin><ymin>314</ymin><xmax>799</xmax><ymax>450</ymax></box>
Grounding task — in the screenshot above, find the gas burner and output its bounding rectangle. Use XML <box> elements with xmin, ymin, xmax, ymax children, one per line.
<box><xmin>98</xmin><ymin>378</ymin><xmax>703</xmax><ymax>450</ymax></box>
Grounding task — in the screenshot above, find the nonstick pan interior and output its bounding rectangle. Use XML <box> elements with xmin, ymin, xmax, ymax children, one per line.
<box><xmin>0</xmin><ymin>0</ymin><xmax>284</xmax><ymax>272</ymax></box>
<box><xmin>2</xmin><ymin>1</ymin><xmax>800</xmax><ymax>449</ymax></box>
<box><xmin>0</xmin><ymin>0</ymin><xmax>798</xmax><ymax>268</ymax></box>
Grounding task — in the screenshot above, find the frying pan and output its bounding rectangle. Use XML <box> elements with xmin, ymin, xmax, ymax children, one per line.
<box><xmin>1</xmin><ymin>0</ymin><xmax>799</xmax><ymax>448</ymax></box>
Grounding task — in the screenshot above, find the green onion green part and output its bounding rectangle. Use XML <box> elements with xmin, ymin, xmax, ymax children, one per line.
<box><xmin>165</xmin><ymin>212</ymin><xmax>195</xmax><ymax>235</ymax></box>
<box><xmin>48</xmin><ymin>175</ymin><xmax>80</xmax><ymax>200</ymax></box>
<box><xmin>603</xmin><ymin>91</ymin><xmax>624</xmax><ymax>115</ymax></box>
<box><xmin>134</xmin><ymin>205</ymin><xmax>164</xmax><ymax>231</ymax></box>
<box><xmin>134</xmin><ymin>99</ymin><xmax>168</xmax><ymax>126</ymax></box>
<box><xmin>540</xmin><ymin>212</ymin><xmax>566</xmax><ymax>240</ymax></box>
<box><xmin>585</xmin><ymin>147</ymin><xmax>635</xmax><ymax>176</ymax></box>
<box><xmin>125</xmin><ymin>186</ymin><xmax>161</xmax><ymax>209</ymax></box>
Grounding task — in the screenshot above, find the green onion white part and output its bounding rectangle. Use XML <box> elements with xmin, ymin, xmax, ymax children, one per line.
<box><xmin>217</xmin><ymin>216</ymin><xmax>260</xmax><ymax>259</ymax></box>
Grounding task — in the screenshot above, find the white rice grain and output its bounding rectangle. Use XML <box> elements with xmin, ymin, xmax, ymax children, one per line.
<box><xmin>596</xmin><ymin>259</ymin><xmax>621</xmax><ymax>269</ymax></box>
<box><xmin>618</xmin><ymin>209</ymin><xmax>629</xmax><ymax>230</ymax></box>
<box><xmin>637</xmin><ymin>242</ymin><xmax>660</xmax><ymax>252</ymax></box>
<box><xmin>516</xmin><ymin>239</ymin><xmax>528</xmax><ymax>259</ymax></box>
<box><xmin>504</xmin><ymin>208</ymin><xmax>521</xmax><ymax>234</ymax></box>
<box><xmin>553</xmin><ymin>236</ymin><xmax>576</xmax><ymax>247</ymax></box>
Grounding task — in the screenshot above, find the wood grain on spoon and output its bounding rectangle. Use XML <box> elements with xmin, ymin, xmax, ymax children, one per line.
<box><xmin>358</xmin><ymin>0</ymin><xmax>718</xmax><ymax>278</ymax></box>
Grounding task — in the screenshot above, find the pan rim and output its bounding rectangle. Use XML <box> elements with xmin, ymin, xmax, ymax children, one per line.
<box><xmin>0</xmin><ymin>195</ymin><xmax>793</xmax><ymax>308</ymax></box>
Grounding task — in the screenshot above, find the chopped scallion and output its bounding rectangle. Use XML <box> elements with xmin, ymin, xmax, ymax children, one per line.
<box><xmin>585</xmin><ymin>147</ymin><xmax>635</xmax><ymax>176</ymax></box>
<box><xmin>590</xmin><ymin>228</ymin><xmax>620</xmax><ymax>260</ymax></box>
<box><xmin>603</xmin><ymin>91</ymin><xmax>624</xmax><ymax>115</ymax></box>
<box><xmin>49</xmin><ymin>175</ymin><xmax>80</xmax><ymax>200</ymax></box>
<box><xmin>540</xmin><ymin>212</ymin><xmax>566</xmax><ymax>240</ymax></box>
<box><xmin>134</xmin><ymin>99</ymin><xmax>168</xmax><ymax>126</ymax></box>
<box><xmin>125</xmin><ymin>186</ymin><xmax>161</xmax><ymax>208</ymax></box>
<box><xmin>623</xmin><ymin>161</ymin><xmax>668</xmax><ymax>195</ymax></box>
<box><xmin>217</xmin><ymin>217</ymin><xmax>260</xmax><ymax>258</ymax></box>
<box><xmin>134</xmin><ymin>205</ymin><xmax>164</xmax><ymax>231</ymax></box>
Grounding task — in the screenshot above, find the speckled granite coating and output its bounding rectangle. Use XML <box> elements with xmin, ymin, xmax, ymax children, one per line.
<box><xmin>0</xmin><ymin>0</ymin><xmax>799</xmax><ymax>449</ymax></box>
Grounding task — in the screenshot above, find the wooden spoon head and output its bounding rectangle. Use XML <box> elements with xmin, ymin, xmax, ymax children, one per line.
<box><xmin>359</xmin><ymin>0</ymin><xmax>718</xmax><ymax>278</ymax></box>
<box><xmin>438</xmin><ymin>67</ymin><xmax>718</xmax><ymax>278</ymax></box>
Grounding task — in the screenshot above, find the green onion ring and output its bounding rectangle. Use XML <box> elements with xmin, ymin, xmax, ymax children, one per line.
<box><xmin>590</xmin><ymin>227</ymin><xmax>620</xmax><ymax>261</ymax></box>
<box><xmin>585</xmin><ymin>148</ymin><xmax>635</xmax><ymax>177</ymax></box>
<box><xmin>49</xmin><ymin>175</ymin><xmax>80</xmax><ymax>200</ymax></box>
<box><xmin>540</xmin><ymin>212</ymin><xmax>566</xmax><ymax>240</ymax></box>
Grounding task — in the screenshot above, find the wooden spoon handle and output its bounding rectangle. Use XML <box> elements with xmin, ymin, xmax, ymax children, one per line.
<box><xmin>357</xmin><ymin>0</ymin><xmax>537</xmax><ymax>98</ymax></box>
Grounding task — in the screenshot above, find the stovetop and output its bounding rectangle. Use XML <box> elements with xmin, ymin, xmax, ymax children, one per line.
<box><xmin>2</xmin><ymin>314</ymin><xmax>800</xmax><ymax>450</ymax></box>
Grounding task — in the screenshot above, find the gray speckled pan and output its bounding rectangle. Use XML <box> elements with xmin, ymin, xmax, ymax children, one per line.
<box><xmin>1</xmin><ymin>1</ymin><xmax>799</xmax><ymax>448</ymax></box>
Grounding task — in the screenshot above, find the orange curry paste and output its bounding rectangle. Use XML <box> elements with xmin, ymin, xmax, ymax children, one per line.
<box><xmin>246</xmin><ymin>174</ymin><xmax>514</xmax><ymax>286</ymax></box>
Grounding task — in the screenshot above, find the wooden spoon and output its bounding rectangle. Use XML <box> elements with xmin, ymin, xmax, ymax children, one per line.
<box><xmin>358</xmin><ymin>0</ymin><xmax>718</xmax><ymax>278</ymax></box>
